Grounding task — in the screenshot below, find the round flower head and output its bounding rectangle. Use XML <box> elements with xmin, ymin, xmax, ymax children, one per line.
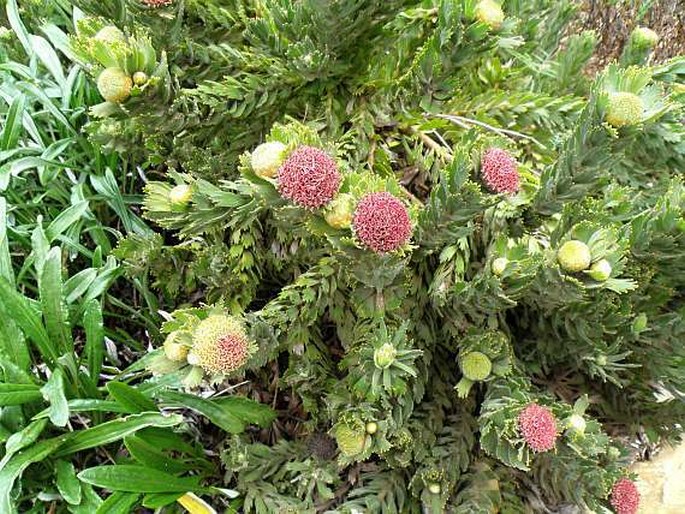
<box><xmin>168</xmin><ymin>184</ymin><xmax>192</xmax><ymax>208</ymax></box>
<box><xmin>480</xmin><ymin>148</ymin><xmax>520</xmax><ymax>194</ymax></box>
<box><xmin>132</xmin><ymin>71</ymin><xmax>148</xmax><ymax>86</ymax></box>
<box><xmin>352</xmin><ymin>192</ymin><xmax>412</xmax><ymax>254</ymax></box>
<box><xmin>588</xmin><ymin>258</ymin><xmax>612</xmax><ymax>281</ymax></box>
<box><xmin>610</xmin><ymin>478</ymin><xmax>640</xmax><ymax>514</ymax></box>
<box><xmin>606</xmin><ymin>92</ymin><xmax>643</xmax><ymax>127</ymax></box>
<box><xmin>93</xmin><ymin>26</ymin><xmax>126</xmax><ymax>44</ymax></box>
<box><xmin>631</xmin><ymin>26</ymin><xmax>659</xmax><ymax>49</ymax></box>
<box><xmin>557</xmin><ymin>240</ymin><xmax>592</xmax><ymax>272</ymax></box>
<box><xmin>475</xmin><ymin>0</ymin><xmax>505</xmax><ymax>30</ymax></box>
<box><xmin>334</xmin><ymin>424</ymin><xmax>366</xmax><ymax>457</ymax></box>
<box><xmin>187</xmin><ymin>315</ymin><xmax>252</xmax><ymax>375</ymax></box>
<box><xmin>97</xmin><ymin>68</ymin><xmax>132</xmax><ymax>104</ymax></box>
<box><xmin>277</xmin><ymin>146</ymin><xmax>341</xmax><ymax>208</ymax></box>
<box><xmin>460</xmin><ymin>351</ymin><xmax>492</xmax><ymax>381</ymax></box>
<box><xmin>517</xmin><ymin>403</ymin><xmax>557</xmax><ymax>452</ymax></box>
<box><xmin>251</xmin><ymin>141</ymin><xmax>287</xmax><ymax>178</ymax></box>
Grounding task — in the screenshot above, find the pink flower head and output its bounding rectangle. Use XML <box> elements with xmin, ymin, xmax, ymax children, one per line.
<box><xmin>352</xmin><ymin>192</ymin><xmax>412</xmax><ymax>253</ymax></box>
<box><xmin>610</xmin><ymin>478</ymin><xmax>640</xmax><ymax>514</ymax></box>
<box><xmin>277</xmin><ymin>146</ymin><xmax>341</xmax><ymax>209</ymax></box>
<box><xmin>517</xmin><ymin>403</ymin><xmax>557</xmax><ymax>452</ymax></box>
<box><xmin>481</xmin><ymin>148</ymin><xmax>520</xmax><ymax>194</ymax></box>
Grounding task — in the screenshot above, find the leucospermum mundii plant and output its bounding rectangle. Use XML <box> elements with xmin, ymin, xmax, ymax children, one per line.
<box><xmin>149</xmin><ymin>306</ymin><xmax>257</xmax><ymax>387</ymax></box>
<box><xmin>68</xmin><ymin>17</ymin><xmax>170</xmax><ymax>117</ymax></box>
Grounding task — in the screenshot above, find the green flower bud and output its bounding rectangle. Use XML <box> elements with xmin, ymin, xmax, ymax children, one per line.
<box><xmin>373</xmin><ymin>343</ymin><xmax>397</xmax><ymax>369</ymax></box>
<box><xmin>163</xmin><ymin>331</ymin><xmax>191</xmax><ymax>362</ymax></box>
<box><xmin>557</xmin><ymin>240</ymin><xmax>592</xmax><ymax>272</ymax></box>
<box><xmin>596</xmin><ymin>354</ymin><xmax>608</xmax><ymax>366</ymax></box>
<box><xmin>168</xmin><ymin>184</ymin><xmax>193</xmax><ymax>208</ymax></box>
<box><xmin>97</xmin><ymin>68</ymin><xmax>132</xmax><ymax>104</ymax></box>
<box><xmin>459</xmin><ymin>351</ymin><xmax>492</xmax><ymax>381</ymax></box>
<box><xmin>251</xmin><ymin>141</ymin><xmax>287</xmax><ymax>178</ymax></box>
<box><xmin>365</xmin><ymin>421</ymin><xmax>378</xmax><ymax>435</ymax></box>
<box><xmin>132</xmin><ymin>71</ymin><xmax>149</xmax><ymax>86</ymax></box>
<box><xmin>632</xmin><ymin>313</ymin><xmax>648</xmax><ymax>333</ymax></box>
<box><xmin>606</xmin><ymin>92</ymin><xmax>643</xmax><ymax>128</ymax></box>
<box><xmin>631</xmin><ymin>26</ymin><xmax>659</xmax><ymax>49</ymax></box>
<box><xmin>334</xmin><ymin>424</ymin><xmax>366</xmax><ymax>457</ymax></box>
<box><xmin>475</xmin><ymin>0</ymin><xmax>504</xmax><ymax>30</ymax></box>
<box><xmin>492</xmin><ymin>257</ymin><xmax>508</xmax><ymax>276</ymax></box>
<box><xmin>324</xmin><ymin>193</ymin><xmax>355</xmax><ymax>229</ymax></box>
<box><xmin>566</xmin><ymin>414</ymin><xmax>586</xmax><ymax>435</ymax></box>
<box><xmin>428</xmin><ymin>483</ymin><xmax>441</xmax><ymax>495</ymax></box>
<box><xmin>588</xmin><ymin>259</ymin><xmax>612</xmax><ymax>281</ymax></box>
<box><xmin>93</xmin><ymin>26</ymin><xmax>126</xmax><ymax>44</ymax></box>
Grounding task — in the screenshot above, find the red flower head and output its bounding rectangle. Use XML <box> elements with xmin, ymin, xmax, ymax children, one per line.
<box><xmin>610</xmin><ymin>478</ymin><xmax>640</xmax><ymax>514</ymax></box>
<box><xmin>277</xmin><ymin>146</ymin><xmax>342</xmax><ymax>209</ymax></box>
<box><xmin>517</xmin><ymin>403</ymin><xmax>557</xmax><ymax>452</ymax></box>
<box><xmin>481</xmin><ymin>148</ymin><xmax>520</xmax><ymax>194</ymax></box>
<box><xmin>352</xmin><ymin>192</ymin><xmax>412</xmax><ymax>254</ymax></box>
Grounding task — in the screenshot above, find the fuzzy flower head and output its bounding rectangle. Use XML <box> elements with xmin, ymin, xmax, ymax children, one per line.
<box><xmin>557</xmin><ymin>240</ymin><xmax>592</xmax><ymax>272</ymax></box>
<box><xmin>277</xmin><ymin>146</ymin><xmax>342</xmax><ymax>209</ymax></box>
<box><xmin>93</xmin><ymin>26</ymin><xmax>126</xmax><ymax>44</ymax></box>
<box><xmin>517</xmin><ymin>403</ymin><xmax>557</xmax><ymax>452</ymax></box>
<box><xmin>610</xmin><ymin>478</ymin><xmax>640</xmax><ymax>514</ymax></box>
<box><xmin>352</xmin><ymin>192</ymin><xmax>412</xmax><ymax>254</ymax></box>
<box><xmin>460</xmin><ymin>351</ymin><xmax>492</xmax><ymax>381</ymax></box>
<box><xmin>187</xmin><ymin>315</ymin><xmax>252</xmax><ymax>375</ymax></box>
<box><xmin>631</xmin><ymin>26</ymin><xmax>659</xmax><ymax>49</ymax></box>
<box><xmin>97</xmin><ymin>68</ymin><xmax>132</xmax><ymax>104</ymax></box>
<box><xmin>480</xmin><ymin>148</ymin><xmax>520</xmax><ymax>194</ymax></box>
<box><xmin>251</xmin><ymin>141</ymin><xmax>287</xmax><ymax>178</ymax></box>
<box><xmin>334</xmin><ymin>424</ymin><xmax>366</xmax><ymax>457</ymax></box>
<box><xmin>475</xmin><ymin>0</ymin><xmax>505</xmax><ymax>30</ymax></box>
<box><xmin>606</xmin><ymin>92</ymin><xmax>644</xmax><ymax>127</ymax></box>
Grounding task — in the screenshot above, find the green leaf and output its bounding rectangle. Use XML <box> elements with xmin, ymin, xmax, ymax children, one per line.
<box><xmin>157</xmin><ymin>391</ymin><xmax>245</xmax><ymax>434</ymax></box>
<box><xmin>40</xmin><ymin>247</ymin><xmax>73</xmax><ymax>355</ymax></box>
<box><xmin>83</xmin><ymin>299</ymin><xmax>104</xmax><ymax>386</ymax></box>
<box><xmin>64</xmin><ymin>269</ymin><xmax>97</xmax><ymax>305</ymax></box>
<box><xmin>0</xmin><ymin>277</ymin><xmax>57</xmax><ymax>365</ymax></box>
<box><xmin>33</xmin><ymin>399</ymin><xmax>128</xmax><ymax>420</ymax></box>
<box><xmin>0</xmin><ymin>438</ymin><xmax>65</xmax><ymax>514</ymax></box>
<box><xmin>68</xmin><ymin>482</ymin><xmax>103</xmax><ymax>514</ymax></box>
<box><xmin>141</xmin><ymin>492</ymin><xmax>184</xmax><ymax>508</ymax></box>
<box><xmin>5</xmin><ymin>0</ymin><xmax>31</xmax><ymax>57</ymax></box>
<box><xmin>0</xmin><ymin>96</ymin><xmax>25</xmax><ymax>153</ymax></box>
<box><xmin>95</xmin><ymin>492</ymin><xmax>140</xmax><ymax>514</ymax></box>
<box><xmin>77</xmin><ymin>465</ymin><xmax>201</xmax><ymax>493</ymax></box>
<box><xmin>212</xmin><ymin>396</ymin><xmax>277</xmax><ymax>428</ymax></box>
<box><xmin>3</xmin><ymin>419</ymin><xmax>47</xmax><ymax>463</ymax></box>
<box><xmin>124</xmin><ymin>435</ymin><xmax>192</xmax><ymax>474</ymax></box>
<box><xmin>0</xmin><ymin>384</ymin><xmax>43</xmax><ymax>406</ymax></box>
<box><xmin>0</xmin><ymin>199</ymin><xmax>13</xmax><ymax>287</ymax></box>
<box><xmin>40</xmin><ymin>368</ymin><xmax>69</xmax><ymax>427</ymax></box>
<box><xmin>45</xmin><ymin>202</ymin><xmax>89</xmax><ymax>243</ymax></box>
<box><xmin>55</xmin><ymin>460</ymin><xmax>82</xmax><ymax>505</ymax></box>
<box><xmin>54</xmin><ymin>413</ymin><xmax>184</xmax><ymax>457</ymax></box>
<box><xmin>106</xmin><ymin>382</ymin><xmax>157</xmax><ymax>414</ymax></box>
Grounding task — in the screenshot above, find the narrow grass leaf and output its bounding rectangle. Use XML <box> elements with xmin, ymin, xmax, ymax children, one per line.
<box><xmin>124</xmin><ymin>436</ymin><xmax>192</xmax><ymax>474</ymax></box>
<box><xmin>157</xmin><ymin>391</ymin><xmax>245</xmax><ymax>434</ymax></box>
<box><xmin>0</xmin><ymin>95</ymin><xmax>25</xmax><ymax>152</ymax></box>
<box><xmin>106</xmin><ymin>382</ymin><xmax>157</xmax><ymax>414</ymax></box>
<box><xmin>40</xmin><ymin>368</ymin><xmax>69</xmax><ymax>427</ymax></box>
<box><xmin>45</xmin><ymin>202</ymin><xmax>89</xmax><ymax>243</ymax></box>
<box><xmin>40</xmin><ymin>247</ymin><xmax>73</xmax><ymax>354</ymax></box>
<box><xmin>143</xmin><ymin>492</ymin><xmax>185</xmax><ymax>508</ymax></box>
<box><xmin>55</xmin><ymin>460</ymin><xmax>82</xmax><ymax>505</ymax></box>
<box><xmin>64</xmin><ymin>268</ymin><xmax>97</xmax><ymax>304</ymax></box>
<box><xmin>53</xmin><ymin>413</ymin><xmax>184</xmax><ymax>457</ymax></box>
<box><xmin>0</xmin><ymin>198</ymin><xmax>14</xmax><ymax>287</ymax></box>
<box><xmin>95</xmin><ymin>492</ymin><xmax>141</xmax><ymax>514</ymax></box>
<box><xmin>3</xmin><ymin>419</ymin><xmax>47</xmax><ymax>461</ymax></box>
<box><xmin>77</xmin><ymin>465</ymin><xmax>201</xmax><ymax>493</ymax></box>
<box><xmin>0</xmin><ymin>384</ymin><xmax>43</xmax><ymax>406</ymax></box>
<box><xmin>83</xmin><ymin>299</ymin><xmax>104</xmax><ymax>384</ymax></box>
<box><xmin>33</xmin><ymin>399</ymin><xmax>128</xmax><ymax>420</ymax></box>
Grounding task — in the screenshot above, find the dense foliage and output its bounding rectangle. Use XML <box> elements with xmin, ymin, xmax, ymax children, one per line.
<box><xmin>0</xmin><ymin>0</ymin><xmax>684</xmax><ymax>513</ymax></box>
